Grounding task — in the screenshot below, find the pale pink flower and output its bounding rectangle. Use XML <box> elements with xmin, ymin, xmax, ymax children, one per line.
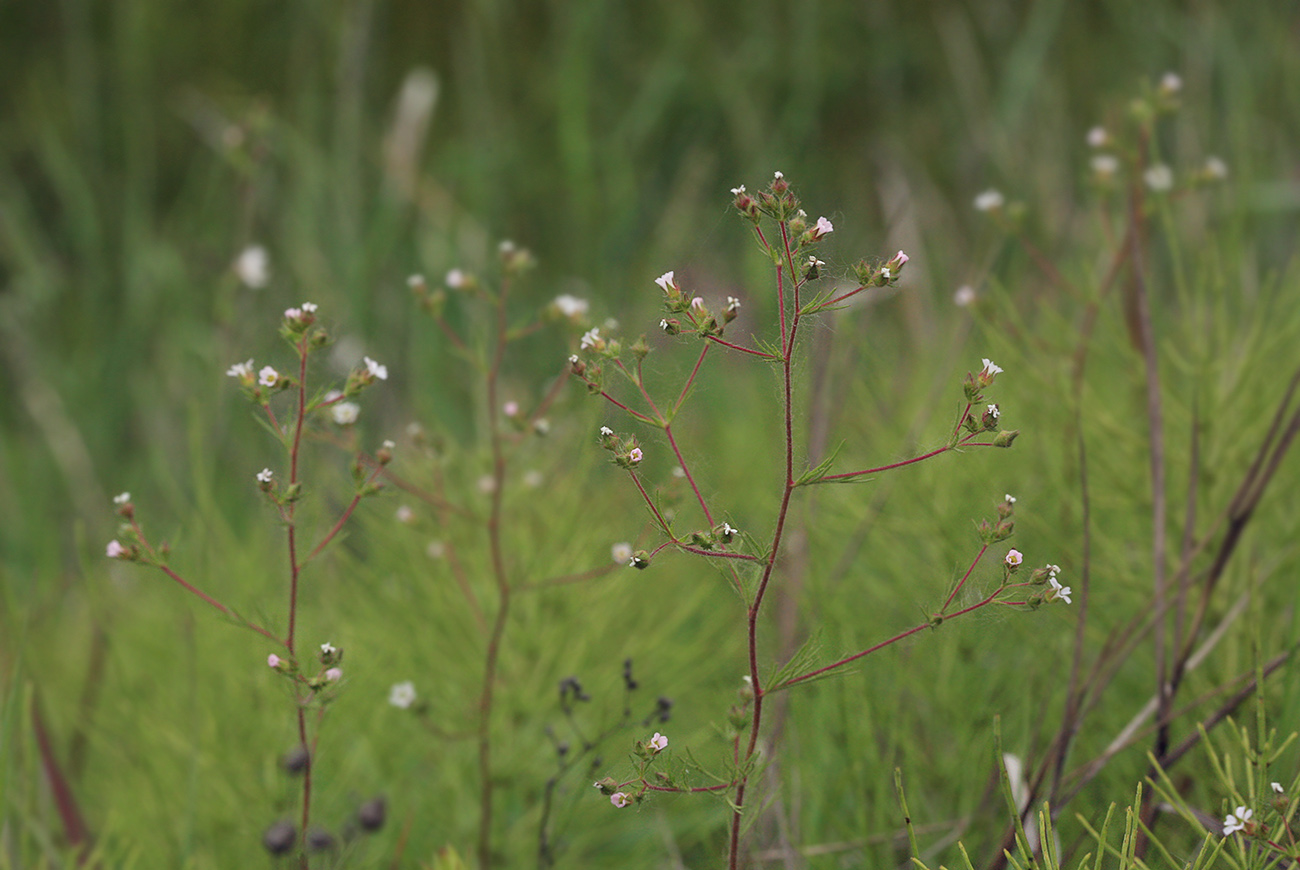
<box><xmin>610</xmin><ymin>792</ymin><xmax>631</xmax><ymax>808</ymax></box>
<box><xmin>628</xmin><ymin>447</ymin><xmax>643</xmax><ymax>464</ymax></box>
<box><xmin>1005</xmin><ymin>549</ymin><xmax>1023</xmax><ymax>567</ymax></box>
<box><xmin>655</xmin><ymin>271</ymin><xmax>676</xmax><ymax>292</ymax></box>
<box><xmin>649</xmin><ymin>732</ymin><xmax>668</xmax><ymax>753</ymax></box>
<box><xmin>364</xmin><ymin>356</ymin><xmax>388</xmax><ymax>380</ymax></box>
<box><xmin>106</xmin><ymin>540</ymin><xmax>126</xmax><ymax>558</ymax></box>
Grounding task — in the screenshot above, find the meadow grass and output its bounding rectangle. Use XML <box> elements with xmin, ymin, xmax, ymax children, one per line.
<box><xmin>4</xmin><ymin>2</ymin><xmax>1300</xmax><ymax>868</ymax></box>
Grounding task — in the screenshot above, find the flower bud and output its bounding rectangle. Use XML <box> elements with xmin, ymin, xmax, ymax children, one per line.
<box><xmin>263</xmin><ymin>820</ymin><xmax>297</xmax><ymax>855</ymax></box>
<box><xmin>283</xmin><ymin>745</ymin><xmax>310</xmax><ymax>775</ymax></box>
<box><xmin>593</xmin><ymin>776</ymin><xmax>619</xmax><ymax>795</ymax></box>
<box><xmin>358</xmin><ymin>796</ymin><xmax>386</xmax><ymax>832</ymax></box>
<box><xmin>993</xmin><ymin>429</ymin><xmax>1020</xmax><ymax>448</ymax></box>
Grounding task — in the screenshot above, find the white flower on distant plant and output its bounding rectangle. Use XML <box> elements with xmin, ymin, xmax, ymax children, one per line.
<box><xmin>1204</xmin><ymin>156</ymin><xmax>1228</xmax><ymax>180</ymax></box>
<box><xmin>331</xmin><ymin>402</ymin><xmax>360</xmax><ymax>425</ymax></box>
<box><xmin>1091</xmin><ymin>155</ymin><xmax>1120</xmax><ymax>178</ymax></box>
<box><xmin>302</xmin><ymin>302</ymin><xmax>318</xmax><ymax>313</ymax></box>
<box><xmin>407</xmin><ymin>274</ymin><xmax>425</xmax><ymax>289</ymax></box>
<box><xmin>1005</xmin><ymin>494</ymin><xmax>1017</xmax><ymax>504</ymax></box>
<box><xmin>1086</xmin><ymin>126</ymin><xmax>1108</xmax><ymax>148</ymax></box>
<box><xmin>655</xmin><ymin>271</ymin><xmax>676</xmax><ymax>292</ymax></box>
<box><xmin>227</xmin><ymin>359</ymin><xmax>255</xmax><ymax>379</ymax></box>
<box><xmin>234</xmin><ymin>245</ymin><xmax>270</xmax><ymax>289</ymax></box>
<box><xmin>395</xmin><ymin>505</ymin><xmax>414</xmax><ymax>524</ymax></box>
<box><xmin>477</xmin><ymin>475</ymin><xmax>496</xmax><ymax>494</ymax></box>
<box><xmin>628</xmin><ymin>447</ymin><xmax>643</xmax><ymax>464</ymax></box>
<box><xmin>321</xmin><ymin>642</ymin><xmax>337</xmax><ymax>657</ymax></box>
<box><xmin>114</xmin><ymin>492</ymin><xmax>131</xmax><ymax>505</ymax></box>
<box><xmin>258</xmin><ymin>366</ymin><xmax>279</xmax><ymax>387</ymax></box>
<box><xmin>257</xmin><ymin>468</ymin><xmax>274</xmax><ymax>484</ymax></box>
<box><xmin>1159</xmin><ymin>72</ymin><xmax>1182</xmax><ymax>95</ymax></box>
<box><xmin>672</xmin><ymin>466</ymin><xmax>685</xmax><ymax>479</ymax></box>
<box><xmin>610</xmin><ymin>792</ymin><xmax>631</xmax><ymax>808</ymax></box>
<box><xmin>611</xmin><ymin>542</ymin><xmax>633</xmax><ymax>564</ymax></box>
<box><xmin>364</xmin><ymin>356</ymin><xmax>388</xmax><ymax>380</ymax></box>
<box><xmin>1223</xmin><ymin>806</ymin><xmax>1251</xmax><ymax>835</ymax></box>
<box><xmin>445</xmin><ymin>268</ymin><xmax>467</xmax><ymax>289</ymax></box>
<box><xmin>1005</xmin><ymin>549</ymin><xmax>1023</xmax><ymax>567</ymax></box>
<box><xmin>523</xmin><ymin>470</ymin><xmax>543</xmax><ymax>488</ymax></box>
<box><xmin>389</xmin><ymin>681</ymin><xmax>417</xmax><ymax>709</ymax></box>
<box><xmin>1048</xmin><ymin>575</ymin><xmax>1073</xmax><ymax>604</ymax></box>
<box><xmin>648</xmin><ymin>732</ymin><xmax>668</xmax><ymax>753</ymax></box>
<box><xmin>1144</xmin><ymin>164</ymin><xmax>1173</xmax><ymax>192</ymax></box>
<box><xmin>106</xmin><ymin>540</ymin><xmax>125</xmax><ymax>558</ymax></box>
<box><xmin>553</xmin><ymin>294</ymin><xmax>589</xmax><ymax>319</ymax></box>
<box><xmin>974</xmin><ymin>189</ymin><xmax>1005</xmax><ymax>212</ymax></box>
<box><xmin>1272</xmin><ymin>782</ymin><xmax>1285</xmax><ymax>795</ymax></box>
<box><xmin>426</xmin><ymin>540</ymin><xmax>446</xmax><ymax>559</ymax></box>
<box><xmin>954</xmin><ymin>285</ymin><xmax>977</xmax><ymax>307</ymax></box>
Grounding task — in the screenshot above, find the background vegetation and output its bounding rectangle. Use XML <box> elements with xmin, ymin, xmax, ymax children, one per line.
<box><xmin>2</xmin><ymin>0</ymin><xmax>1299</xmax><ymax>867</ymax></box>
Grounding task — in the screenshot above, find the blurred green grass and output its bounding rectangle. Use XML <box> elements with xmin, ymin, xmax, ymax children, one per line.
<box><xmin>4</xmin><ymin>0</ymin><xmax>1300</xmax><ymax>867</ymax></box>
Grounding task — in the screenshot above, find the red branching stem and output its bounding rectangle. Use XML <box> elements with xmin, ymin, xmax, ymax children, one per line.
<box><xmin>704</xmin><ymin>335</ymin><xmax>778</xmax><ymax>358</ymax></box>
<box><xmin>628</xmin><ymin>470</ymin><xmax>673</xmax><ymax>535</ymax></box>
<box><xmin>302</xmin><ymin>465</ymin><xmax>386</xmax><ymax>564</ymax></box>
<box><xmin>823</xmin><ymin>284</ymin><xmax>869</xmax><ymax>308</ymax></box>
<box><xmin>594</xmin><ymin>386</ymin><xmax>657</xmax><ymax>424</ymax></box>
<box><xmin>673</xmin><ymin>343</ymin><xmax>712</xmax><ymax>414</ymax></box>
<box><xmin>665</xmin><ymin>424</ymin><xmax>713</xmax><ymax>526</ymax></box>
<box><xmin>941</xmin><ymin>543</ymin><xmax>990</xmax><ymax>611</ymax></box>
<box><xmin>674</xmin><ymin>545</ymin><xmax>761</xmax><ymax>562</ymax></box>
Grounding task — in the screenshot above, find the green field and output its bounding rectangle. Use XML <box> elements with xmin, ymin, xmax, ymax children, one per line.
<box><xmin>3</xmin><ymin>2</ymin><xmax>1299</xmax><ymax>868</ymax></box>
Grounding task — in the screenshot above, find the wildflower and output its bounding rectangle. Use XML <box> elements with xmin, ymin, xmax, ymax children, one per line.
<box><xmin>628</xmin><ymin>447</ymin><xmax>643</xmax><ymax>464</ymax></box>
<box><xmin>1222</xmin><ymin>806</ymin><xmax>1251</xmax><ymax>836</ymax></box>
<box><xmin>600</xmin><ymin>426</ymin><xmax>614</xmax><ymax>437</ymax></box>
<box><xmin>364</xmin><ymin>356</ymin><xmax>388</xmax><ymax>380</ymax></box>
<box><xmin>1005</xmin><ymin>549</ymin><xmax>1023</xmax><ymax>568</ymax></box>
<box><xmin>1272</xmin><ymin>782</ymin><xmax>1285</xmax><ymax>795</ymax></box>
<box><xmin>389</xmin><ymin>681</ymin><xmax>417</xmax><ymax>709</ymax></box>
<box><xmin>1144</xmin><ymin>164</ymin><xmax>1173</xmax><ymax>192</ymax></box>
<box><xmin>974</xmin><ymin>189</ymin><xmax>1005</xmax><ymax>212</ymax></box>
<box><xmin>649</xmin><ymin>732</ymin><xmax>668</xmax><ymax>753</ymax></box>
<box><xmin>979</xmin><ymin>358</ymin><xmax>1004</xmax><ymax>388</ymax></box>
<box><xmin>953</xmin><ymin>285</ymin><xmax>977</xmax><ymax>307</ymax></box>
<box><xmin>331</xmin><ymin>402</ymin><xmax>360</xmax><ymax>425</ymax></box>
<box><xmin>730</xmin><ymin>185</ymin><xmax>746</xmax><ymax>195</ymax></box>
<box><xmin>324</xmin><ymin>668</ymin><xmax>343</xmax><ymax>682</ymax></box>
<box><xmin>725</xmin><ymin>296</ymin><xmax>741</xmax><ymax>313</ymax></box>
<box><xmin>321</xmin><ymin>642</ymin><xmax>338</xmax><ymax>657</ymax></box>
<box><xmin>106</xmin><ymin>540</ymin><xmax>126</xmax><ymax>558</ymax></box>
<box><xmin>610</xmin><ymin>792</ymin><xmax>631</xmax><ymax>808</ymax></box>
<box><xmin>502</xmin><ymin>401</ymin><xmax>519</xmax><ymax>417</ymax></box>
<box><xmin>654</xmin><ymin>271</ymin><xmax>676</xmax><ymax>293</ymax></box>
<box><xmin>257</xmin><ymin>468</ymin><xmax>274</xmax><ymax>484</ymax></box>
<box><xmin>690</xmin><ymin>297</ymin><xmax>704</xmax><ymax>310</ymax></box>
<box><xmin>234</xmin><ymin>245</ymin><xmax>270</xmax><ymax>289</ymax></box>
<box><xmin>810</xmin><ymin>216</ymin><xmax>834</xmax><ymax>239</ymax></box>
<box><xmin>1047</xmin><ymin>575</ymin><xmax>1073</xmax><ymax>604</ymax></box>
<box><xmin>426</xmin><ymin>540</ymin><xmax>446</xmax><ymax>559</ymax></box>
<box><xmin>258</xmin><ymin>366</ymin><xmax>279</xmax><ymax>387</ymax></box>
<box><xmin>1204</xmin><ymin>156</ymin><xmax>1228</xmax><ymax>180</ymax></box>
<box><xmin>477</xmin><ymin>475</ymin><xmax>496</xmax><ymax>494</ymax></box>
<box><xmin>284</xmin><ymin>307</ymin><xmax>303</xmax><ymax>321</ymax></box>
<box><xmin>1086</xmin><ymin>126</ymin><xmax>1108</xmax><ymax>148</ymax></box>
<box><xmin>889</xmin><ymin>250</ymin><xmax>909</xmax><ymax>269</ymax></box>
<box><xmin>1159</xmin><ymin>72</ymin><xmax>1182</xmax><ymax>96</ymax></box>
<box><xmin>552</xmin><ymin>294</ymin><xmax>589</xmax><ymax>319</ymax></box>
<box><xmin>395</xmin><ymin>505</ymin><xmax>414</xmax><ymax>524</ymax></box>
<box><xmin>773</xmin><ymin>171</ymin><xmax>783</xmax><ymax>179</ymax></box>
<box><xmin>522</xmin><ymin>470</ymin><xmax>543</xmax><ymax>488</ymax></box>
<box><xmin>226</xmin><ymin>359</ymin><xmax>255</xmax><ymax>380</ymax></box>
<box><xmin>113</xmin><ymin>492</ymin><xmax>131</xmax><ymax>505</ymax></box>
<box><xmin>1091</xmin><ymin>155</ymin><xmax>1120</xmax><ymax>178</ymax></box>
<box><xmin>268</xmin><ymin>654</ymin><xmax>282</xmax><ymax>669</ymax></box>
<box><xmin>721</xmin><ymin>522</ymin><xmax>738</xmax><ymax>539</ymax></box>
<box><xmin>445</xmin><ymin>268</ymin><xmax>467</xmax><ymax>289</ymax></box>
<box><xmin>987</xmin><ymin>403</ymin><xmax>1000</xmax><ymax>420</ymax></box>
<box><xmin>407</xmin><ymin>274</ymin><xmax>425</xmax><ymax>289</ymax></box>
<box><xmin>611</xmin><ymin>542</ymin><xmax>634</xmax><ymax>564</ymax></box>
<box><xmin>303</xmin><ymin>302</ymin><xmax>318</xmax><ymax>313</ymax></box>
<box><xmin>580</xmin><ymin>328</ymin><xmax>602</xmax><ymax>350</ymax></box>
<box><xmin>1005</xmin><ymin>494</ymin><xmax>1016</xmax><ymax>504</ymax></box>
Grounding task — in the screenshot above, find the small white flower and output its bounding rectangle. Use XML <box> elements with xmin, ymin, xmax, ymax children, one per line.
<box><xmin>331</xmin><ymin>402</ymin><xmax>360</xmax><ymax>425</ymax></box>
<box><xmin>974</xmin><ymin>189</ymin><xmax>1005</xmax><ymax>212</ymax></box>
<box><xmin>445</xmin><ymin>268</ymin><xmax>467</xmax><ymax>289</ymax></box>
<box><xmin>426</xmin><ymin>540</ymin><xmax>446</xmax><ymax>559</ymax></box>
<box><xmin>1272</xmin><ymin>782</ymin><xmax>1285</xmax><ymax>795</ymax></box>
<box><xmin>257</xmin><ymin>468</ymin><xmax>274</xmax><ymax>484</ymax></box>
<box><xmin>600</xmin><ymin>426</ymin><xmax>614</xmax><ymax>437</ymax></box>
<box><xmin>321</xmin><ymin>642</ymin><xmax>337</xmax><ymax>656</ymax></box>
<box><xmin>730</xmin><ymin>184</ymin><xmax>746</xmax><ymax>195</ymax></box>
<box><xmin>611</xmin><ymin>542</ymin><xmax>633</xmax><ymax>564</ymax></box>
<box><xmin>364</xmin><ymin>356</ymin><xmax>388</xmax><ymax>380</ymax></box>
<box><xmin>1005</xmin><ymin>549</ymin><xmax>1023</xmax><ymax>567</ymax></box>
<box><xmin>881</xmin><ymin>267</ymin><xmax>892</xmax><ymax>280</ymax></box>
<box><xmin>522</xmin><ymin>470</ymin><xmax>543</xmax><ymax>488</ymax></box>
<box><xmin>226</xmin><ymin>359</ymin><xmax>255</xmax><ymax>379</ymax></box>
<box><xmin>1086</xmin><ymin>126</ymin><xmax>1108</xmax><ymax>148</ymax></box>
<box><xmin>553</xmin><ymin>294</ymin><xmax>589</xmax><ymax>318</ymax></box>
<box><xmin>1160</xmin><ymin>72</ymin><xmax>1182</xmax><ymax>95</ymax></box>
<box><xmin>648</xmin><ymin>732</ymin><xmax>668</xmax><ymax>753</ymax></box>
<box><xmin>258</xmin><ymin>366</ymin><xmax>279</xmax><ymax>387</ymax></box>
<box><xmin>981</xmin><ymin>358</ymin><xmax>1003</xmax><ymax>376</ymax></box>
<box><xmin>1091</xmin><ymin>154</ymin><xmax>1120</xmax><ymax>177</ymax></box>
<box><xmin>722</xmin><ymin>522</ymin><xmax>738</xmax><ymax>537</ymax></box>
<box><xmin>580</xmin><ymin>328</ymin><xmax>601</xmax><ymax>350</ymax></box>
<box><xmin>1005</xmin><ymin>494</ymin><xmax>1017</xmax><ymax>504</ymax></box>
<box><xmin>498</xmin><ymin>240</ymin><xmax>516</xmax><ymax>254</ymax></box>
<box><xmin>477</xmin><ymin>475</ymin><xmax>496</xmax><ymax>494</ymax></box>
<box><xmin>1204</xmin><ymin>156</ymin><xmax>1228</xmax><ymax>180</ymax></box>
<box><xmin>406</xmin><ymin>274</ymin><xmax>425</xmax><ymax>288</ymax></box>
<box><xmin>773</xmin><ymin>171</ymin><xmax>784</xmax><ymax>180</ymax></box>
<box><xmin>953</xmin><ymin>285</ymin><xmax>977</xmax><ymax>307</ymax></box>
<box><xmin>628</xmin><ymin>447</ymin><xmax>643</xmax><ymax>464</ymax></box>
<box><xmin>1144</xmin><ymin>164</ymin><xmax>1173</xmax><ymax>192</ymax></box>
<box><xmin>395</xmin><ymin>505</ymin><xmax>414</xmax><ymax>524</ymax></box>
<box><xmin>672</xmin><ymin>466</ymin><xmax>685</xmax><ymax>479</ymax></box>
<box><xmin>302</xmin><ymin>302</ymin><xmax>318</xmax><ymax>313</ymax></box>
<box><xmin>389</xmin><ymin>681</ymin><xmax>417</xmax><ymax>709</ymax></box>
<box><xmin>1223</xmin><ymin>806</ymin><xmax>1251</xmax><ymax>836</ymax></box>
<box><xmin>113</xmin><ymin>492</ymin><xmax>131</xmax><ymax>505</ymax></box>
<box><xmin>1048</xmin><ymin>575</ymin><xmax>1073</xmax><ymax>604</ymax></box>
<box><xmin>655</xmin><ymin>271</ymin><xmax>676</xmax><ymax>292</ymax></box>
<box><xmin>987</xmin><ymin>403</ymin><xmax>1000</xmax><ymax>420</ymax></box>
<box><xmin>234</xmin><ymin>245</ymin><xmax>270</xmax><ymax>289</ymax></box>
<box><xmin>610</xmin><ymin>792</ymin><xmax>632</xmax><ymax>808</ymax></box>
<box><xmin>726</xmin><ymin>296</ymin><xmax>741</xmax><ymax>312</ymax></box>
<box><xmin>106</xmin><ymin>540</ymin><xmax>126</xmax><ymax>558</ymax></box>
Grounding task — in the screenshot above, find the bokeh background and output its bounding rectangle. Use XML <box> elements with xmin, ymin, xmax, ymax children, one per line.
<box><xmin>3</xmin><ymin>1</ymin><xmax>1300</xmax><ymax>867</ymax></box>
